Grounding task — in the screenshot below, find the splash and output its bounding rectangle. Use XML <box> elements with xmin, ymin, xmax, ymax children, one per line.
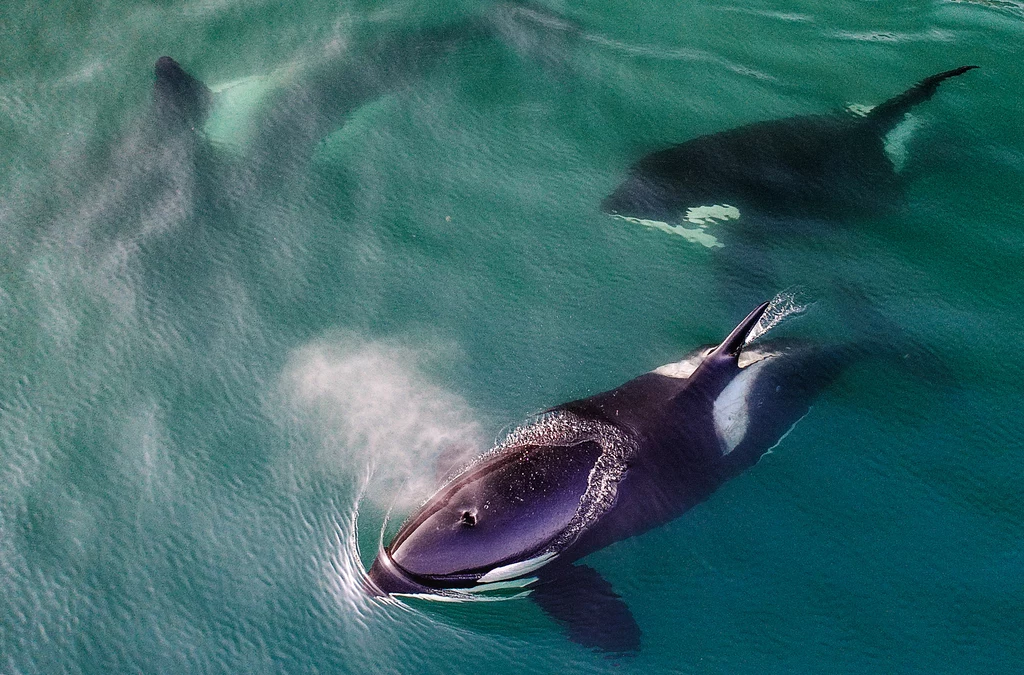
<box><xmin>492</xmin><ymin>410</ymin><xmax>638</xmax><ymax>555</ymax></box>
<box><xmin>747</xmin><ymin>289</ymin><xmax>809</xmax><ymax>343</ymax></box>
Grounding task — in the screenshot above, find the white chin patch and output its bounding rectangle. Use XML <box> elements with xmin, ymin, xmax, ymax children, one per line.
<box><xmin>466</xmin><ymin>576</ymin><xmax>538</xmax><ymax>593</ymax></box>
<box><xmin>478</xmin><ymin>552</ymin><xmax>557</xmax><ymax>583</ymax></box>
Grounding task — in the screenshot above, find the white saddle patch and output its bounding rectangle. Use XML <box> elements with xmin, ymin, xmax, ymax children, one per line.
<box><xmin>205</xmin><ymin>67</ymin><xmax>297</xmax><ymax>147</ymax></box>
<box><xmin>883</xmin><ymin>114</ymin><xmax>922</xmax><ymax>173</ymax></box>
<box><xmin>614</xmin><ymin>216</ymin><xmax>724</xmax><ymax>248</ymax></box>
<box><xmin>846</xmin><ymin>103</ymin><xmax>922</xmax><ymax>173</ymax></box>
<box><xmin>652</xmin><ymin>348</ymin><xmax>712</xmax><ymax>379</ymax></box>
<box><xmin>684</xmin><ymin>203</ymin><xmax>741</xmax><ymax>226</ymax></box>
<box><xmin>713</xmin><ymin>358</ymin><xmax>771</xmax><ymax>455</ymax></box>
<box><xmin>612</xmin><ymin>204</ymin><xmax>738</xmax><ymax>248</ymax></box>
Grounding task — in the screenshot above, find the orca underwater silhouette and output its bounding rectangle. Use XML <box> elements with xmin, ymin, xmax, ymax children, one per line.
<box><xmin>603</xmin><ymin>66</ymin><xmax>978</xmax><ymax>235</ymax></box>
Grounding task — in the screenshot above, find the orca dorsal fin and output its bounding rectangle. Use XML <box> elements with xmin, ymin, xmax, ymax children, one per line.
<box><xmin>866</xmin><ymin>65</ymin><xmax>978</xmax><ymax>133</ymax></box>
<box><xmin>688</xmin><ymin>301</ymin><xmax>771</xmax><ymax>383</ymax></box>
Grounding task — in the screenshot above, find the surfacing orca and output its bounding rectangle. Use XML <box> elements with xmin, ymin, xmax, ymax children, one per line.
<box><xmin>367</xmin><ymin>301</ymin><xmax>855</xmax><ymax>653</ymax></box>
<box><xmin>603</xmin><ymin>66</ymin><xmax>978</xmax><ymax>226</ymax></box>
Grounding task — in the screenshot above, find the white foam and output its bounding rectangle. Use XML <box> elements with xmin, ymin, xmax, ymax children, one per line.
<box><xmin>392</xmin><ymin>590</ymin><xmax>531</xmax><ymax>603</ymax></box>
<box><xmin>846</xmin><ymin>103</ymin><xmax>875</xmax><ymax>118</ymax></box>
<box><xmin>495</xmin><ymin>411</ymin><xmax>638</xmax><ymax>554</ymax></box>
<box><xmin>748</xmin><ymin>290</ymin><xmax>808</xmax><ymax>343</ymax></box>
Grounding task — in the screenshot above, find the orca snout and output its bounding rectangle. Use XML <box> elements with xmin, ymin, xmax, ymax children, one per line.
<box><xmin>365</xmin><ymin>549</ymin><xmax>433</xmax><ymax>597</ymax></box>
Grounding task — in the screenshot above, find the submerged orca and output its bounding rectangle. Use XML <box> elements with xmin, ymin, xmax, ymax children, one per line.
<box><xmin>367</xmin><ymin>301</ymin><xmax>855</xmax><ymax>652</ymax></box>
<box><xmin>603</xmin><ymin>66</ymin><xmax>978</xmax><ymax>225</ymax></box>
<box><xmin>149</xmin><ymin>4</ymin><xmax>574</xmax><ymax>186</ymax></box>
<box><xmin>153</xmin><ymin>56</ymin><xmax>213</xmax><ymax>132</ymax></box>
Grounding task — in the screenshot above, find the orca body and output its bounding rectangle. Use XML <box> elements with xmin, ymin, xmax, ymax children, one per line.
<box><xmin>367</xmin><ymin>302</ymin><xmax>854</xmax><ymax>653</ymax></box>
<box><xmin>153</xmin><ymin>56</ymin><xmax>213</xmax><ymax>132</ymax></box>
<box><xmin>152</xmin><ymin>4</ymin><xmax>572</xmax><ymax>187</ymax></box>
<box><xmin>603</xmin><ymin>66</ymin><xmax>977</xmax><ymax>224</ymax></box>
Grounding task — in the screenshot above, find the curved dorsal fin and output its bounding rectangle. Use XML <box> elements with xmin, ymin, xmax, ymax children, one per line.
<box><xmin>689</xmin><ymin>301</ymin><xmax>771</xmax><ymax>383</ymax></box>
<box><xmin>866</xmin><ymin>65</ymin><xmax>978</xmax><ymax>134</ymax></box>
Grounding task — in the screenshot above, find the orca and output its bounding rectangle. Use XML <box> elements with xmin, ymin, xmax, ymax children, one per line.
<box><xmin>150</xmin><ymin>4</ymin><xmax>576</xmax><ymax>186</ymax></box>
<box><xmin>366</xmin><ymin>301</ymin><xmax>855</xmax><ymax>653</ymax></box>
<box><xmin>153</xmin><ymin>56</ymin><xmax>213</xmax><ymax>132</ymax></box>
<box><xmin>602</xmin><ymin>66</ymin><xmax>978</xmax><ymax>226</ymax></box>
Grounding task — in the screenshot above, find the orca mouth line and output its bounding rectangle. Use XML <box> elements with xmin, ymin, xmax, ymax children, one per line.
<box><xmin>366</xmin><ymin>545</ymin><xmax>437</xmax><ymax>595</ymax></box>
<box><xmin>368</xmin><ymin>537</ymin><xmax>503</xmax><ymax>596</ymax></box>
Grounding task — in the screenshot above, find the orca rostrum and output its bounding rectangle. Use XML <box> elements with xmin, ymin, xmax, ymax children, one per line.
<box><xmin>367</xmin><ymin>301</ymin><xmax>854</xmax><ymax>653</ymax></box>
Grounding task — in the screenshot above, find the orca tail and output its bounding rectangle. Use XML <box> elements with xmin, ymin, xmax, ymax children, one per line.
<box><xmin>153</xmin><ymin>56</ymin><xmax>213</xmax><ymax>131</ymax></box>
<box><xmin>866</xmin><ymin>65</ymin><xmax>978</xmax><ymax>133</ymax></box>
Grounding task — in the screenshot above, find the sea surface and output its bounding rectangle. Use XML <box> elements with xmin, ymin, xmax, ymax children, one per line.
<box><xmin>2</xmin><ymin>1</ymin><xmax>1023</xmax><ymax>673</ymax></box>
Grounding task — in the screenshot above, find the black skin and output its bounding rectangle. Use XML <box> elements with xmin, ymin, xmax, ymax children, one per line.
<box><xmin>149</xmin><ymin>4</ymin><xmax>575</xmax><ymax>190</ymax></box>
<box><xmin>367</xmin><ymin>303</ymin><xmax>864</xmax><ymax>654</ymax></box>
<box><xmin>529</xmin><ymin>306</ymin><xmax>855</xmax><ymax>654</ymax></box>
<box><xmin>153</xmin><ymin>56</ymin><xmax>213</xmax><ymax>132</ymax></box>
<box><xmin>602</xmin><ymin>66</ymin><xmax>978</xmax><ymax>222</ymax></box>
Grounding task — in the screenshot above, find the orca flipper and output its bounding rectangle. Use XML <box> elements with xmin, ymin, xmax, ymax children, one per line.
<box><xmin>867</xmin><ymin>65</ymin><xmax>978</xmax><ymax>134</ymax></box>
<box><xmin>529</xmin><ymin>564</ymin><xmax>641</xmax><ymax>654</ymax></box>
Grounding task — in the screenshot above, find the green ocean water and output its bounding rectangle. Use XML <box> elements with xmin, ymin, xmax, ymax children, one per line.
<box><xmin>2</xmin><ymin>0</ymin><xmax>1023</xmax><ymax>672</ymax></box>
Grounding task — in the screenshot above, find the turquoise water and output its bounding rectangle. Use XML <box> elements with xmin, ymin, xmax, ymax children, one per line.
<box><xmin>2</xmin><ymin>0</ymin><xmax>1023</xmax><ymax>672</ymax></box>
